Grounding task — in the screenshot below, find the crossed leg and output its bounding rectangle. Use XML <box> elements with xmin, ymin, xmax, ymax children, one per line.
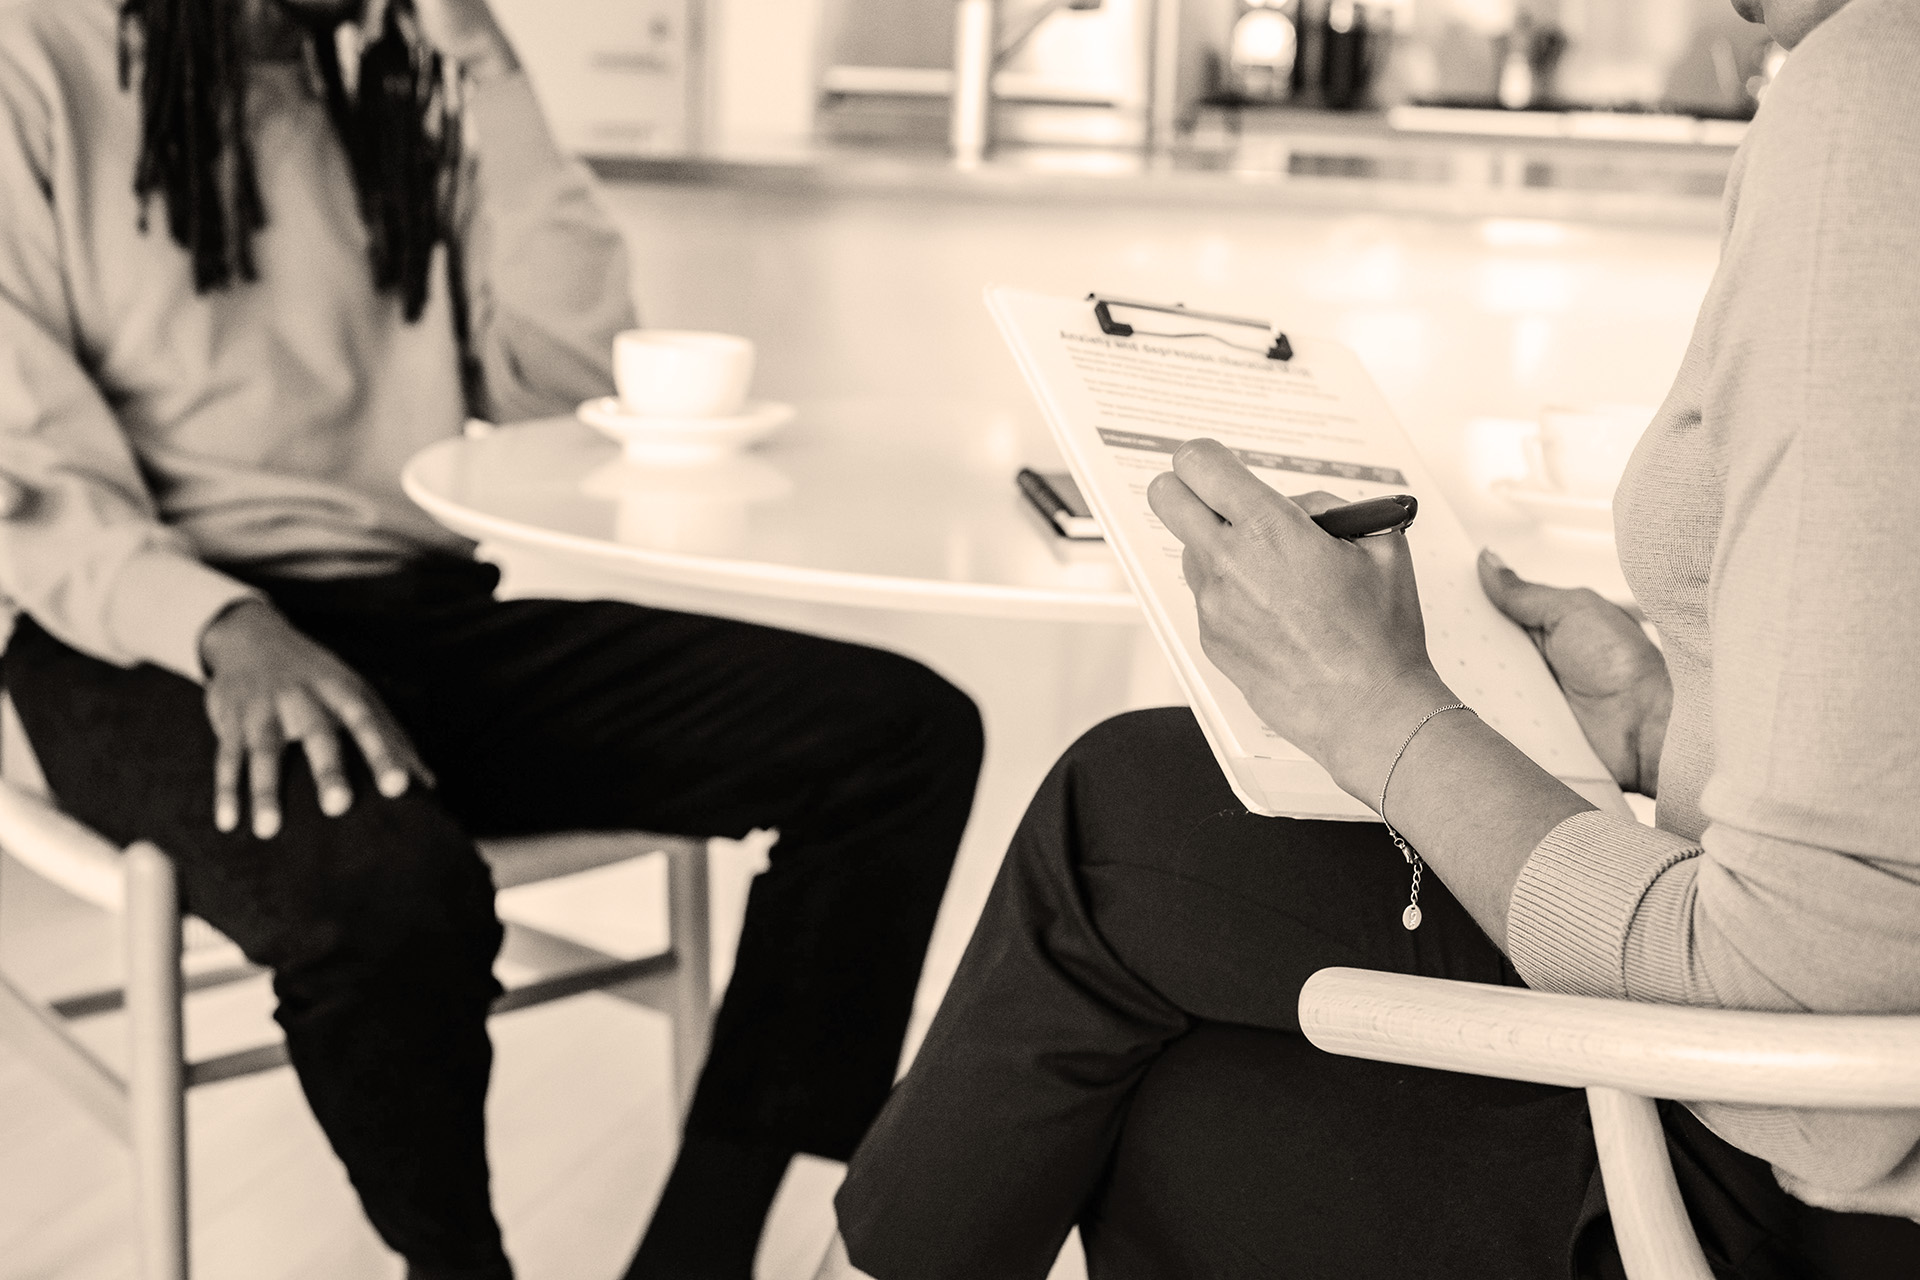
<box><xmin>833</xmin><ymin>707</ymin><xmax>1596</xmax><ymax>1280</ymax></box>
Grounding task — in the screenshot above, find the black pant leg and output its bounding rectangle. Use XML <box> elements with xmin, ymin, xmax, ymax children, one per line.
<box><xmin>313</xmin><ymin>588</ymin><xmax>984</xmax><ymax>1161</ymax></box>
<box><xmin>2</xmin><ymin>618</ymin><xmax>511</xmax><ymax>1280</ymax></box>
<box><xmin>1099</xmin><ymin>1034</ymin><xmax>1920</xmax><ymax>1280</ymax></box>
<box><xmin>838</xmin><ymin>706</ymin><xmax>1920</xmax><ymax>1280</ymax></box>
<box><xmin>836</xmin><ymin>707</ymin><xmax>1532</xmax><ymax>1280</ymax></box>
<box><xmin>1607</xmin><ymin>1102</ymin><xmax>1920</xmax><ymax>1280</ymax></box>
<box><xmin>1085</xmin><ymin>1022</ymin><xmax>1597</xmax><ymax>1280</ymax></box>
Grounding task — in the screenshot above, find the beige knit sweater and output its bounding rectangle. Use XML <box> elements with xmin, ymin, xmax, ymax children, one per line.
<box><xmin>0</xmin><ymin>0</ymin><xmax>632</xmax><ymax>681</ymax></box>
<box><xmin>1505</xmin><ymin>0</ymin><xmax>1920</xmax><ymax>1220</ymax></box>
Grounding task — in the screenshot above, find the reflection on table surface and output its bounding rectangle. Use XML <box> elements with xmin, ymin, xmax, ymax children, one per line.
<box><xmin>403</xmin><ymin>399</ymin><xmax>1138</xmax><ymax>622</ymax></box>
<box><xmin>405</xmin><ymin>391</ymin><xmax>1638</xmax><ymax>619</ymax></box>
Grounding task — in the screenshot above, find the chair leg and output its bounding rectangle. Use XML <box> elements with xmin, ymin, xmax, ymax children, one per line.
<box><xmin>1586</xmin><ymin>1087</ymin><xmax>1714</xmax><ymax>1280</ymax></box>
<box><xmin>125</xmin><ymin>842</ymin><xmax>188</xmax><ymax>1280</ymax></box>
<box><xmin>666</xmin><ymin>841</ymin><xmax>713</xmax><ymax>1119</ymax></box>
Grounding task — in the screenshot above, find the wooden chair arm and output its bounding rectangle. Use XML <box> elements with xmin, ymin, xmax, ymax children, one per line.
<box><xmin>1298</xmin><ymin>967</ymin><xmax>1920</xmax><ymax>1109</ymax></box>
<box><xmin>0</xmin><ymin>779</ymin><xmax>126</xmax><ymax>912</ymax></box>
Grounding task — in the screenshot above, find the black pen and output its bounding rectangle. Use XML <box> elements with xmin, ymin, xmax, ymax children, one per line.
<box><xmin>1310</xmin><ymin>494</ymin><xmax>1418</xmax><ymax>539</ymax></box>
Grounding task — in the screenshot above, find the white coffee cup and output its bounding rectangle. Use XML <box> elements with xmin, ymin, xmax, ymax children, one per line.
<box><xmin>613</xmin><ymin>330</ymin><xmax>756</xmax><ymax>419</ymax></box>
<box><xmin>1525</xmin><ymin>404</ymin><xmax>1651</xmax><ymax>500</ymax></box>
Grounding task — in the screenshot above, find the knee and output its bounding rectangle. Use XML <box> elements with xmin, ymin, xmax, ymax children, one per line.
<box><xmin>1012</xmin><ymin>707</ymin><xmax>1217</xmax><ymax>872</ymax></box>
<box><xmin>867</xmin><ymin>651</ymin><xmax>985</xmax><ymax>781</ymax></box>
<box><xmin>241</xmin><ymin>791</ymin><xmax>501</xmax><ymax>981</ymax></box>
<box><xmin>916</xmin><ymin>665</ymin><xmax>985</xmax><ymax>777</ymax></box>
<box><xmin>1058</xmin><ymin>707</ymin><xmax>1199</xmax><ymax>784</ymax></box>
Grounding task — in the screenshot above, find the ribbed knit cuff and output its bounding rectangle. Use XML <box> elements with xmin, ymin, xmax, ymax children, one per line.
<box><xmin>103</xmin><ymin>548</ymin><xmax>261</xmax><ymax>683</ymax></box>
<box><xmin>1507</xmin><ymin>809</ymin><xmax>1701</xmax><ymax>1000</ymax></box>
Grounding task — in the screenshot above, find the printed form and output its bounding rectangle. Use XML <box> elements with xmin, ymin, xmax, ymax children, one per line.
<box><xmin>988</xmin><ymin>287</ymin><xmax>1622</xmax><ymax>821</ymax></box>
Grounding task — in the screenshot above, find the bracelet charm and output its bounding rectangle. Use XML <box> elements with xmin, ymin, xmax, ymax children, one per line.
<box><xmin>1378</xmin><ymin>701</ymin><xmax>1470</xmax><ymax>931</ymax></box>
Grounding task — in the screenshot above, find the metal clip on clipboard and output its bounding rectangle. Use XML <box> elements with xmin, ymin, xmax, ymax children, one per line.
<box><xmin>1087</xmin><ymin>293</ymin><xmax>1294</xmax><ymax>362</ymax></box>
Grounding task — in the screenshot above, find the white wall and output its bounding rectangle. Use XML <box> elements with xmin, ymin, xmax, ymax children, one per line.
<box><xmin>599</xmin><ymin>180</ymin><xmax>1719</xmax><ymax>537</ymax></box>
<box><xmin>706</xmin><ymin>0</ymin><xmax>832</xmax><ymax>148</ymax></box>
<box><xmin>493</xmin><ymin>0</ymin><xmax>697</xmax><ymax>154</ymax></box>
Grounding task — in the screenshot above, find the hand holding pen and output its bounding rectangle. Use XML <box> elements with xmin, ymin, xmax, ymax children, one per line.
<box><xmin>1147</xmin><ymin>439</ymin><xmax>1449</xmax><ymax>798</ymax></box>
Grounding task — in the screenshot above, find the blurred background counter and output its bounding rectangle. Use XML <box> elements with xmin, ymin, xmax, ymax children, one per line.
<box><xmin>586</xmin><ymin>120</ymin><xmax>1737</xmax><ymax>225</ymax></box>
<box><xmin>483</xmin><ymin>0</ymin><xmax>1780</xmax><ymax>587</ymax></box>
<box><xmin>581</xmin><ymin>148</ymin><xmax>1718</xmax><ymax>598</ymax></box>
<box><xmin>487</xmin><ymin>0</ymin><xmax>1779</xmax><ymax>165</ymax></box>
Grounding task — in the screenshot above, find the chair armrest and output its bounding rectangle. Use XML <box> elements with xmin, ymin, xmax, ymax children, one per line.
<box><xmin>0</xmin><ymin>779</ymin><xmax>126</xmax><ymax>912</ymax></box>
<box><xmin>1298</xmin><ymin>967</ymin><xmax>1920</xmax><ymax>1109</ymax></box>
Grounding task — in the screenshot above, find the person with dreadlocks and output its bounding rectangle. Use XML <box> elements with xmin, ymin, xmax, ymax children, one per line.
<box><xmin>0</xmin><ymin>1</ymin><xmax>983</xmax><ymax>1277</ymax></box>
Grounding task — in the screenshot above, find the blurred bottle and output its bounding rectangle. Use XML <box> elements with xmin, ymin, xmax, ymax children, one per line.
<box><xmin>1320</xmin><ymin>0</ymin><xmax>1379</xmax><ymax>109</ymax></box>
<box><xmin>1496</xmin><ymin>16</ymin><xmax>1534</xmax><ymax>106</ymax></box>
<box><xmin>1492</xmin><ymin>11</ymin><xmax>1566</xmax><ymax>108</ymax></box>
<box><xmin>1228</xmin><ymin>0</ymin><xmax>1300</xmax><ymax>101</ymax></box>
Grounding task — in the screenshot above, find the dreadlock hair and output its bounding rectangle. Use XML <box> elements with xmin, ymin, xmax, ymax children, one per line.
<box><xmin>117</xmin><ymin>0</ymin><xmax>462</xmax><ymax>323</ymax></box>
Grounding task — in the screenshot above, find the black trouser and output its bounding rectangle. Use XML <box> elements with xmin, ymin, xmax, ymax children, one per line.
<box><xmin>837</xmin><ymin>708</ymin><xmax>1920</xmax><ymax>1280</ymax></box>
<box><xmin>3</xmin><ymin>555</ymin><xmax>982</xmax><ymax>1279</ymax></box>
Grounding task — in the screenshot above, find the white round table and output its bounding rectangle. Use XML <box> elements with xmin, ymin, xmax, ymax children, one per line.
<box><xmin>403</xmin><ymin>403</ymin><xmax>1141</xmax><ymax>623</ymax></box>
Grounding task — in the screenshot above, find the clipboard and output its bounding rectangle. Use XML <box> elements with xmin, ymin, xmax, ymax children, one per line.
<box><xmin>989</xmin><ymin>284</ymin><xmax>1626</xmax><ymax>821</ymax></box>
<box><xmin>1086</xmin><ymin>293</ymin><xmax>1294</xmax><ymax>362</ymax></box>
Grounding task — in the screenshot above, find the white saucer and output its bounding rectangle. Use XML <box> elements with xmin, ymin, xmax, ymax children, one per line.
<box><xmin>1492</xmin><ymin>479</ymin><xmax>1615</xmax><ymax>538</ymax></box>
<box><xmin>577</xmin><ymin>397</ymin><xmax>795</xmax><ymax>463</ymax></box>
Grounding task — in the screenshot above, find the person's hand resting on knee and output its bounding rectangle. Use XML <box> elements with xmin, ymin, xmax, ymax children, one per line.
<box><xmin>198</xmin><ymin>600</ymin><xmax>435</xmax><ymax>839</ymax></box>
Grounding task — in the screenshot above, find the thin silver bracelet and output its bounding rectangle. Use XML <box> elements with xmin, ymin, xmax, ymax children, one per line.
<box><xmin>1377</xmin><ymin>701</ymin><xmax>1470</xmax><ymax>931</ymax></box>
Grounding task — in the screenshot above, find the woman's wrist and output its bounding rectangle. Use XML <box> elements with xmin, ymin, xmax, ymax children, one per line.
<box><xmin>1324</xmin><ymin>666</ymin><xmax>1463</xmax><ymax>809</ymax></box>
<box><xmin>1375</xmin><ymin>707</ymin><xmax>1596</xmax><ymax>951</ymax></box>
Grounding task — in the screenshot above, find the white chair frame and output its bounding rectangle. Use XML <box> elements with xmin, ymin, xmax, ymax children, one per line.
<box><xmin>0</xmin><ymin>748</ymin><xmax>712</xmax><ymax>1280</ymax></box>
<box><xmin>1298</xmin><ymin>967</ymin><xmax>1920</xmax><ymax>1280</ymax></box>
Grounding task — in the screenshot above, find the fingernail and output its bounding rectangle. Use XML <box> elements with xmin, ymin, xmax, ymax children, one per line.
<box><xmin>254</xmin><ymin>811</ymin><xmax>281</xmax><ymax>840</ymax></box>
<box><xmin>378</xmin><ymin>771</ymin><xmax>410</xmax><ymax>798</ymax></box>
<box><xmin>321</xmin><ymin>786</ymin><xmax>351</xmax><ymax>817</ymax></box>
<box><xmin>1481</xmin><ymin>548</ymin><xmax>1508</xmax><ymax>571</ymax></box>
<box><xmin>215</xmin><ymin>801</ymin><xmax>237</xmax><ymax>833</ymax></box>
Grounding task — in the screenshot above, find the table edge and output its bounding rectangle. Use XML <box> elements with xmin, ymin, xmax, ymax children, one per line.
<box><xmin>401</xmin><ymin>454</ymin><xmax>1143</xmax><ymax>626</ymax></box>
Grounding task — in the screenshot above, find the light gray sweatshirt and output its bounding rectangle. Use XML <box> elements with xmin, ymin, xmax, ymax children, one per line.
<box><xmin>1506</xmin><ymin>0</ymin><xmax>1920</xmax><ymax>1221</ymax></box>
<box><xmin>0</xmin><ymin>0</ymin><xmax>634</xmax><ymax>680</ymax></box>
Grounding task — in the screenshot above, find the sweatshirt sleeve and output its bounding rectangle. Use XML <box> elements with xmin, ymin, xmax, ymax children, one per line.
<box><xmin>1505</xmin><ymin>8</ymin><xmax>1920</xmax><ymax>1194</ymax></box>
<box><xmin>456</xmin><ymin>70</ymin><xmax>637</xmax><ymax>423</ymax></box>
<box><xmin>0</xmin><ymin>32</ymin><xmax>257</xmax><ymax>682</ymax></box>
<box><xmin>1508</xmin><ymin>2</ymin><xmax>1920</xmax><ymax>1020</ymax></box>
